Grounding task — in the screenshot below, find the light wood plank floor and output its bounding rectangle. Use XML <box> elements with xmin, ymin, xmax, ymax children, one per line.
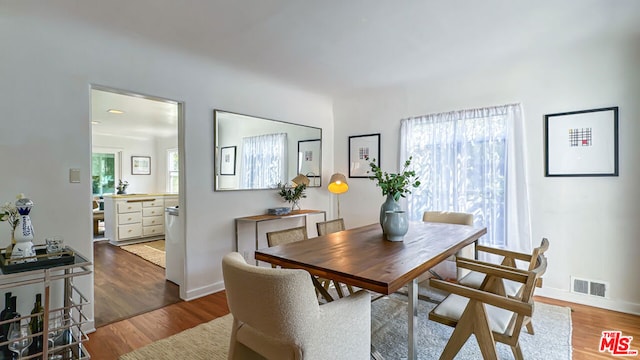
<box><xmin>87</xmin><ymin>246</ymin><xmax>640</xmax><ymax>359</ymax></box>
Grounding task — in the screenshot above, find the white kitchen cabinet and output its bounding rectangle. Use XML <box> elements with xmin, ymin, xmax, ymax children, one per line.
<box><xmin>104</xmin><ymin>194</ymin><xmax>177</xmax><ymax>246</ymax></box>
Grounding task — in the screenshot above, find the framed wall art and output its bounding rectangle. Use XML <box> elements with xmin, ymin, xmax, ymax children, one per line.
<box><xmin>544</xmin><ymin>106</ymin><xmax>618</xmax><ymax>177</ymax></box>
<box><xmin>297</xmin><ymin>139</ymin><xmax>321</xmax><ymax>186</ymax></box>
<box><xmin>349</xmin><ymin>133</ymin><xmax>380</xmax><ymax>178</ymax></box>
<box><xmin>131</xmin><ymin>156</ymin><xmax>151</xmax><ymax>175</ymax></box>
<box><xmin>220</xmin><ymin>146</ymin><xmax>237</xmax><ymax>175</ymax></box>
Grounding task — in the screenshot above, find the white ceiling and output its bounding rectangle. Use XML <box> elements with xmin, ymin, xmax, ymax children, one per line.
<box><xmin>91</xmin><ymin>89</ymin><xmax>178</xmax><ymax>139</ymax></box>
<box><xmin>11</xmin><ymin>1</ymin><xmax>640</xmax><ymax>137</ymax></box>
<box><xmin>15</xmin><ymin>0</ymin><xmax>640</xmax><ymax>97</ymax></box>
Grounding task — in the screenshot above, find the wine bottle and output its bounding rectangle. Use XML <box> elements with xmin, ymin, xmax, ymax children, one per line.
<box><xmin>0</xmin><ymin>292</ymin><xmax>12</xmax><ymax>360</ymax></box>
<box><xmin>1</xmin><ymin>296</ymin><xmax>19</xmax><ymax>360</ymax></box>
<box><xmin>29</xmin><ymin>293</ymin><xmax>44</xmax><ymax>356</ymax></box>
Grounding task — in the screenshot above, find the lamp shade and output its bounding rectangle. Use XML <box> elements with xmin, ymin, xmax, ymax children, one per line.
<box><xmin>291</xmin><ymin>174</ymin><xmax>310</xmax><ymax>187</ymax></box>
<box><xmin>328</xmin><ymin>173</ymin><xmax>349</xmax><ymax>194</ymax></box>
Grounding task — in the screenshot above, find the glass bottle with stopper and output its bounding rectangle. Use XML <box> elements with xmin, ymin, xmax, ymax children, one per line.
<box><xmin>11</xmin><ymin>198</ymin><xmax>36</xmax><ymax>261</ymax></box>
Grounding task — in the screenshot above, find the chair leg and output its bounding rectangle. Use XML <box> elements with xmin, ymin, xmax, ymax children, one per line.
<box><xmin>525</xmin><ymin>318</ymin><xmax>534</xmax><ymax>335</ymax></box>
<box><xmin>347</xmin><ymin>284</ymin><xmax>355</xmax><ymax>295</ymax></box>
<box><xmin>310</xmin><ymin>276</ymin><xmax>334</xmax><ymax>302</ymax></box>
<box><xmin>439</xmin><ymin>301</ymin><xmax>498</xmax><ymax>360</ymax></box>
<box><xmin>334</xmin><ymin>280</ymin><xmax>345</xmax><ymax>298</ymax></box>
<box><xmin>511</xmin><ymin>342</ymin><xmax>524</xmax><ymax>360</ymax></box>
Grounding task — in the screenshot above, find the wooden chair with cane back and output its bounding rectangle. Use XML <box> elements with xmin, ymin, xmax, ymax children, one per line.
<box><xmin>315</xmin><ymin>218</ymin><xmax>355</xmax><ymax>296</ymax></box>
<box><xmin>428</xmin><ymin>254</ymin><xmax>548</xmax><ymax>360</ymax></box>
<box><xmin>266</xmin><ymin>226</ymin><xmax>347</xmax><ymax>302</ymax></box>
<box><xmin>456</xmin><ymin>237</ymin><xmax>550</xmax><ymax>334</ymax></box>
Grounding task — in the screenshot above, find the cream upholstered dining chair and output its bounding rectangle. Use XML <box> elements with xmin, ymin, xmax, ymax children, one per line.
<box><xmin>422</xmin><ymin>211</ymin><xmax>474</xmax><ymax>280</ymax></box>
<box><xmin>457</xmin><ymin>237</ymin><xmax>550</xmax><ymax>334</ymax></box>
<box><xmin>222</xmin><ymin>252</ymin><xmax>371</xmax><ymax>360</ymax></box>
<box><xmin>428</xmin><ymin>254</ymin><xmax>548</xmax><ymax>360</ymax></box>
<box><xmin>316</xmin><ymin>218</ymin><xmax>345</xmax><ymax>236</ymax></box>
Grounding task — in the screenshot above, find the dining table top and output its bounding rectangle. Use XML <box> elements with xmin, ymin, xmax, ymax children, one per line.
<box><xmin>254</xmin><ymin>222</ymin><xmax>487</xmax><ymax>294</ymax></box>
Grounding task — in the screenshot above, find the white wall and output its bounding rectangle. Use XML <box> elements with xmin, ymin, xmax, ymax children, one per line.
<box><xmin>333</xmin><ymin>33</ymin><xmax>640</xmax><ymax>314</ymax></box>
<box><xmin>0</xmin><ymin>10</ymin><xmax>333</xmax><ymax>328</ymax></box>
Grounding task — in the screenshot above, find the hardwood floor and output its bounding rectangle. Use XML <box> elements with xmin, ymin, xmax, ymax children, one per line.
<box><xmin>93</xmin><ymin>241</ymin><xmax>181</xmax><ymax>327</ymax></box>
<box><xmin>86</xmin><ymin>290</ymin><xmax>640</xmax><ymax>360</ymax></box>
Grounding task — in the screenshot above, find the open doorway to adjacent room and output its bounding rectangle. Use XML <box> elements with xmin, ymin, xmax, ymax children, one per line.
<box><xmin>90</xmin><ymin>86</ymin><xmax>184</xmax><ymax>326</ymax></box>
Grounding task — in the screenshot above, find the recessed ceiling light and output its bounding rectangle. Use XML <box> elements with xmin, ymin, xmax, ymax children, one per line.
<box><xmin>107</xmin><ymin>109</ymin><xmax>124</xmax><ymax>114</ymax></box>
<box><xmin>91</xmin><ymin>120</ymin><xmax>101</xmax><ymax>125</ymax></box>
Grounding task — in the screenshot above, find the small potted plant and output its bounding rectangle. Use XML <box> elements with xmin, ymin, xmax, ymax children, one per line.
<box><xmin>116</xmin><ymin>180</ymin><xmax>129</xmax><ymax>194</ymax></box>
<box><xmin>367</xmin><ymin>157</ymin><xmax>420</xmax><ymax>237</ymax></box>
<box><xmin>276</xmin><ymin>182</ymin><xmax>307</xmax><ymax>211</ymax></box>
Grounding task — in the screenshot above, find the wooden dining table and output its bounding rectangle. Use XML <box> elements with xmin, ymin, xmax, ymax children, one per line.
<box><xmin>254</xmin><ymin>221</ymin><xmax>487</xmax><ymax>360</ymax></box>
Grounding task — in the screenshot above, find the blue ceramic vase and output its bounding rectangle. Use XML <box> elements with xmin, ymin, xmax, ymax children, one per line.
<box><xmin>379</xmin><ymin>194</ymin><xmax>401</xmax><ymax>231</ymax></box>
<box><xmin>383</xmin><ymin>210</ymin><xmax>409</xmax><ymax>241</ymax></box>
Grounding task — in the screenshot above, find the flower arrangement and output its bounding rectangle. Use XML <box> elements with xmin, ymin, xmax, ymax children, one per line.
<box><xmin>116</xmin><ymin>180</ymin><xmax>129</xmax><ymax>194</ymax></box>
<box><xmin>0</xmin><ymin>194</ymin><xmax>25</xmax><ymax>232</ymax></box>
<box><xmin>367</xmin><ymin>156</ymin><xmax>421</xmax><ymax>201</ymax></box>
<box><xmin>276</xmin><ymin>182</ymin><xmax>307</xmax><ymax>208</ymax></box>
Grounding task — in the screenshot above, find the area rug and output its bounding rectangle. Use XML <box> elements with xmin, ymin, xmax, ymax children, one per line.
<box><xmin>119</xmin><ymin>294</ymin><xmax>571</xmax><ymax>360</ymax></box>
<box><xmin>121</xmin><ymin>240</ymin><xmax>166</xmax><ymax>268</ymax></box>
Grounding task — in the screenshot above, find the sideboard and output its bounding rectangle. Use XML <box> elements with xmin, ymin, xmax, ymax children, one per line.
<box><xmin>103</xmin><ymin>194</ymin><xmax>178</xmax><ymax>246</ymax></box>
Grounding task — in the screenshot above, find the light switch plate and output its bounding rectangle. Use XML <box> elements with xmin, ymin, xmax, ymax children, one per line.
<box><xmin>69</xmin><ymin>168</ymin><xmax>81</xmax><ymax>183</ymax></box>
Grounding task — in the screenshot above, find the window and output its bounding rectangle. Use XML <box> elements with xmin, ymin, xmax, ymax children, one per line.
<box><xmin>400</xmin><ymin>104</ymin><xmax>530</xmax><ymax>251</ymax></box>
<box><xmin>167</xmin><ymin>148</ymin><xmax>179</xmax><ymax>193</ymax></box>
<box><xmin>92</xmin><ymin>153</ymin><xmax>115</xmax><ymax>196</ymax></box>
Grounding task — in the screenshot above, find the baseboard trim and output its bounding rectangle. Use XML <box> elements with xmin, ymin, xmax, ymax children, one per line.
<box><xmin>538</xmin><ymin>287</ymin><xmax>640</xmax><ymax>316</ymax></box>
<box><xmin>183</xmin><ymin>281</ymin><xmax>225</xmax><ymax>301</ymax></box>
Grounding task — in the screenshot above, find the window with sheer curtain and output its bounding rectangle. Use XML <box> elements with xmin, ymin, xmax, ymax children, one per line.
<box><xmin>167</xmin><ymin>148</ymin><xmax>179</xmax><ymax>193</ymax></box>
<box><xmin>241</xmin><ymin>133</ymin><xmax>287</xmax><ymax>189</ymax></box>
<box><xmin>400</xmin><ymin>103</ymin><xmax>531</xmax><ymax>252</ymax></box>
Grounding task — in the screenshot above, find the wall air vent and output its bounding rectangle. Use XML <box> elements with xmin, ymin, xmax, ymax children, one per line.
<box><xmin>571</xmin><ymin>276</ymin><xmax>608</xmax><ymax>298</ymax></box>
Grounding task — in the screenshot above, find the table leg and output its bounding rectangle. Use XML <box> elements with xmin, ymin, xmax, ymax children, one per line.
<box><xmin>408</xmin><ymin>278</ymin><xmax>418</xmax><ymax>360</ymax></box>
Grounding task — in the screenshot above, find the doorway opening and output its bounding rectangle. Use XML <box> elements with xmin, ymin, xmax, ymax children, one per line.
<box><xmin>90</xmin><ymin>85</ymin><xmax>184</xmax><ymax>326</ymax></box>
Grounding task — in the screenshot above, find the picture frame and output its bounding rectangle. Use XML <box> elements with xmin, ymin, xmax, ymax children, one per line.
<box><xmin>349</xmin><ymin>133</ymin><xmax>380</xmax><ymax>178</ymax></box>
<box><xmin>131</xmin><ymin>156</ymin><xmax>151</xmax><ymax>175</ymax></box>
<box><xmin>297</xmin><ymin>139</ymin><xmax>321</xmax><ymax>186</ymax></box>
<box><xmin>544</xmin><ymin>107</ymin><xmax>618</xmax><ymax>177</ymax></box>
<box><xmin>220</xmin><ymin>146</ymin><xmax>237</xmax><ymax>175</ymax></box>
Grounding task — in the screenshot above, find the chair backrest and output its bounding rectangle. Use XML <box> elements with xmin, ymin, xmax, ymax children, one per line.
<box><xmin>222</xmin><ymin>252</ymin><xmax>319</xmax><ymax>340</ymax></box>
<box><xmin>423</xmin><ymin>211</ymin><xmax>473</xmax><ymax>225</ymax></box>
<box><xmin>527</xmin><ymin>237</ymin><xmax>549</xmax><ymax>270</ymax></box>
<box><xmin>316</xmin><ymin>218</ymin><xmax>345</xmax><ymax>236</ymax></box>
<box><xmin>266</xmin><ymin>226</ymin><xmax>308</xmax><ymax>247</ymax></box>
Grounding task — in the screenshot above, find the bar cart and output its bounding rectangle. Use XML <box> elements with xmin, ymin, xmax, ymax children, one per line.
<box><xmin>0</xmin><ymin>245</ymin><xmax>92</xmax><ymax>359</ymax></box>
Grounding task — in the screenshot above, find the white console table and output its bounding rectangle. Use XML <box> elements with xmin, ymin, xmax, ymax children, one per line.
<box><xmin>235</xmin><ymin>210</ymin><xmax>326</xmax><ymax>265</ymax></box>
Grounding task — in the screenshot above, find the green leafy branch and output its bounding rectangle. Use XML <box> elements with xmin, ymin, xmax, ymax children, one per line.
<box><xmin>276</xmin><ymin>183</ymin><xmax>307</xmax><ymax>203</ymax></box>
<box><xmin>367</xmin><ymin>156</ymin><xmax>421</xmax><ymax>201</ymax></box>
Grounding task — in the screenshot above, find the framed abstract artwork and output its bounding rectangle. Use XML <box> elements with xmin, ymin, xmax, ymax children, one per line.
<box><xmin>220</xmin><ymin>146</ymin><xmax>237</xmax><ymax>175</ymax></box>
<box><xmin>349</xmin><ymin>133</ymin><xmax>380</xmax><ymax>178</ymax></box>
<box><xmin>297</xmin><ymin>139</ymin><xmax>321</xmax><ymax>186</ymax></box>
<box><xmin>544</xmin><ymin>107</ymin><xmax>618</xmax><ymax>177</ymax></box>
<box><xmin>131</xmin><ymin>156</ymin><xmax>151</xmax><ymax>175</ymax></box>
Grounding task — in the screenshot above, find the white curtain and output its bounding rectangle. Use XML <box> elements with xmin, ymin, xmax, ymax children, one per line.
<box><xmin>241</xmin><ymin>133</ymin><xmax>287</xmax><ymax>189</ymax></box>
<box><xmin>400</xmin><ymin>103</ymin><xmax>531</xmax><ymax>253</ymax></box>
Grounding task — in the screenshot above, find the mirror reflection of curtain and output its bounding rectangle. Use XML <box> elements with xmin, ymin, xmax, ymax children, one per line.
<box><xmin>400</xmin><ymin>103</ymin><xmax>531</xmax><ymax>254</ymax></box>
<box><xmin>241</xmin><ymin>133</ymin><xmax>287</xmax><ymax>189</ymax></box>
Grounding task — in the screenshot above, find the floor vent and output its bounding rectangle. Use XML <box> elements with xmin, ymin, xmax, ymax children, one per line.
<box><xmin>571</xmin><ymin>276</ymin><xmax>608</xmax><ymax>298</ymax></box>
